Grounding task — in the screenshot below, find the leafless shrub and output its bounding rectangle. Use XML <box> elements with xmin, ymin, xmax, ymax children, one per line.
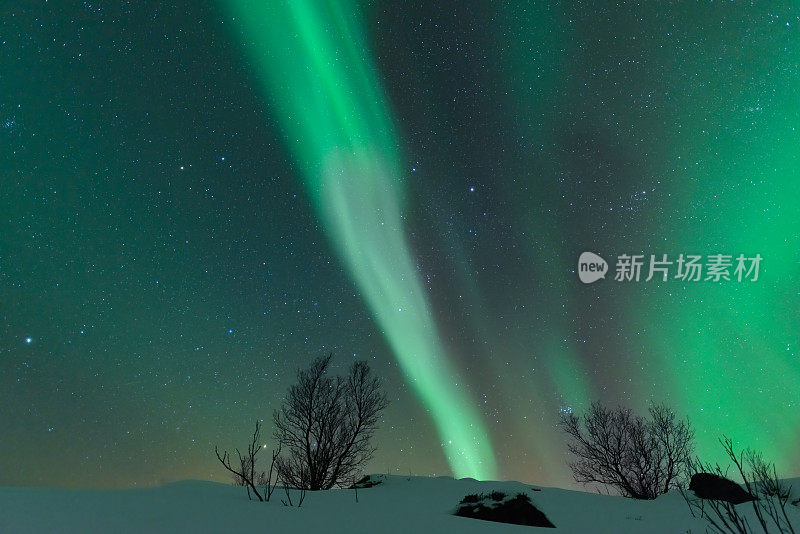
<box><xmin>682</xmin><ymin>457</ymin><xmax>752</xmax><ymax>534</ymax></box>
<box><xmin>273</xmin><ymin>354</ymin><xmax>388</xmax><ymax>490</ymax></box>
<box><xmin>682</xmin><ymin>437</ymin><xmax>798</xmax><ymax>534</ymax></box>
<box><xmin>215</xmin><ymin>421</ymin><xmax>280</xmax><ymax>502</ymax></box>
<box><xmin>560</xmin><ymin>402</ymin><xmax>694</xmax><ymax>499</ymax></box>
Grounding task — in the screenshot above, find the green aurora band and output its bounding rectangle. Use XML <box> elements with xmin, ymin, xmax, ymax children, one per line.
<box><xmin>219</xmin><ymin>0</ymin><xmax>800</xmax><ymax>482</ymax></box>
<box><xmin>499</xmin><ymin>1</ymin><xmax>800</xmax><ymax>472</ymax></box>
<box><xmin>221</xmin><ymin>1</ymin><xmax>497</xmax><ymax>479</ymax></box>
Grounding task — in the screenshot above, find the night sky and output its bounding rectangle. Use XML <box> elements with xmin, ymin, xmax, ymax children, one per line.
<box><xmin>2</xmin><ymin>1</ymin><xmax>799</xmax><ymax>488</ymax></box>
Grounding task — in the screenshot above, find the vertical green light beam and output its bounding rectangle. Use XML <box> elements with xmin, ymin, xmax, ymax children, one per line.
<box><xmin>221</xmin><ymin>1</ymin><xmax>497</xmax><ymax>479</ymax></box>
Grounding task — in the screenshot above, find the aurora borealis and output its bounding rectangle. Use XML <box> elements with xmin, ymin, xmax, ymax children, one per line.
<box><xmin>220</xmin><ymin>0</ymin><xmax>496</xmax><ymax>480</ymax></box>
<box><xmin>1</xmin><ymin>1</ymin><xmax>799</xmax><ymax>488</ymax></box>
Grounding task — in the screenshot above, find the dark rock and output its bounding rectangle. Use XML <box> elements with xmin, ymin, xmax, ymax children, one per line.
<box><xmin>349</xmin><ymin>475</ymin><xmax>383</xmax><ymax>489</ymax></box>
<box><xmin>455</xmin><ymin>492</ymin><xmax>555</xmax><ymax>528</ymax></box>
<box><xmin>689</xmin><ymin>473</ymin><xmax>757</xmax><ymax>504</ymax></box>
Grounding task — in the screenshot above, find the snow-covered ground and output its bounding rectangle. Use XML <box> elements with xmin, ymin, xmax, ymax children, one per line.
<box><xmin>2</xmin><ymin>475</ymin><xmax>798</xmax><ymax>533</ymax></box>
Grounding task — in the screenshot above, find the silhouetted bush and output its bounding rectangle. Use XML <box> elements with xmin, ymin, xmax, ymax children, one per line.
<box><xmin>214</xmin><ymin>421</ymin><xmax>280</xmax><ymax>502</ymax></box>
<box><xmin>274</xmin><ymin>354</ymin><xmax>389</xmax><ymax>490</ymax></box>
<box><xmin>682</xmin><ymin>437</ymin><xmax>798</xmax><ymax>534</ymax></box>
<box><xmin>561</xmin><ymin>402</ymin><xmax>694</xmax><ymax>499</ymax></box>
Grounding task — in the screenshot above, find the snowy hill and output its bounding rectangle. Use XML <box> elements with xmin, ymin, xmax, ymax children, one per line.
<box><xmin>2</xmin><ymin>475</ymin><xmax>798</xmax><ymax>533</ymax></box>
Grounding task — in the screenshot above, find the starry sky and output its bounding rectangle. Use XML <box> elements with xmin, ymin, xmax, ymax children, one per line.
<box><xmin>1</xmin><ymin>1</ymin><xmax>799</xmax><ymax>488</ymax></box>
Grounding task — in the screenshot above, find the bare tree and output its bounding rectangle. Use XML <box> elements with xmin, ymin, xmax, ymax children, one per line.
<box><xmin>560</xmin><ymin>402</ymin><xmax>694</xmax><ymax>499</ymax></box>
<box><xmin>273</xmin><ymin>354</ymin><xmax>389</xmax><ymax>490</ymax></box>
<box><xmin>215</xmin><ymin>421</ymin><xmax>281</xmax><ymax>502</ymax></box>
